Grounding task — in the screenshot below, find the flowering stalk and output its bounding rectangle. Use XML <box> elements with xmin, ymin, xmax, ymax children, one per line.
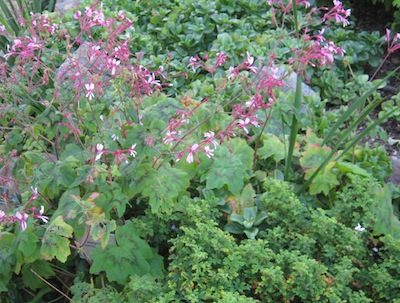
<box><xmin>0</xmin><ymin>188</ymin><xmax>48</xmax><ymax>231</ymax></box>
<box><xmin>371</xmin><ymin>28</ymin><xmax>400</xmax><ymax>81</ymax></box>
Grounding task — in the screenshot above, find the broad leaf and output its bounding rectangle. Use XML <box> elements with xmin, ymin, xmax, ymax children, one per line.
<box><xmin>307</xmin><ymin>165</ymin><xmax>340</xmax><ymax>196</ymax></box>
<box><xmin>257</xmin><ymin>134</ymin><xmax>286</xmax><ymax>162</ymax></box>
<box><xmin>22</xmin><ymin>260</ymin><xmax>55</xmax><ymax>290</ymax></box>
<box><xmin>335</xmin><ymin>161</ymin><xmax>371</xmax><ymax>177</ymax></box>
<box><xmin>90</xmin><ymin>222</ymin><xmax>163</xmax><ymax>284</ymax></box>
<box><xmin>201</xmin><ymin>143</ymin><xmax>250</xmax><ymax>196</ymax></box>
<box><xmin>374</xmin><ymin>185</ymin><xmax>400</xmax><ymax>239</ymax></box>
<box><xmin>141</xmin><ymin>163</ymin><xmax>190</xmax><ymax>213</ymax></box>
<box><xmin>40</xmin><ymin>216</ymin><xmax>73</xmax><ymax>263</ymax></box>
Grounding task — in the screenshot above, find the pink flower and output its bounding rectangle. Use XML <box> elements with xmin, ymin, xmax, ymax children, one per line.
<box><xmin>237</xmin><ymin>116</ymin><xmax>259</xmax><ymax>134</ymax></box>
<box><xmin>238</xmin><ymin>118</ymin><xmax>251</xmax><ymax>134</ymax></box>
<box><xmin>216</xmin><ymin>52</ymin><xmax>227</xmax><ymax>67</ymax></box>
<box><xmin>35</xmin><ymin>206</ymin><xmax>48</xmax><ymax>223</ymax></box>
<box><xmin>128</xmin><ymin>144</ymin><xmax>137</xmax><ymax>157</ymax></box>
<box><xmin>204</xmin><ymin>131</ymin><xmax>218</xmax><ymax>149</ymax></box>
<box><xmin>108</xmin><ymin>58</ymin><xmax>120</xmax><ymax>75</ymax></box>
<box><xmin>15</xmin><ymin>212</ymin><xmax>28</xmax><ymax>231</ymax></box>
<box><xmin>118</xmin><ymin>11</ymin><xmax>125</xmax><ymax>19</ymax></box>
<box><xmin>188</xmin><ymin>56</ymin><xmax>199</xmax><ymax>72</ymax></box>
<box><xmin>322</xmin><ymin>0</ymin><xmax>351</xmax><ymax>27</ymax></box>
<box><xmin>204</xmin><ymin>146</ymin><xmax>214</xmax><ymax>158</ymax></box>
<box><xmin>245</xmin><ymin>51</ymin><xmax>254</xmax><ymax>66</ymax></box>
<box><xmin>385</xmin><ymin>28</ymin><xmax>400</xmax><ymax>54</ymax></box>
<box><xmin>146</xmin><ymin>74</ymin><xmax>161</xmax><ymax>87</ymax></box>
<box><xmin>0</xmin><ymin>210</ymin><xmax>5</xmax><ymax>220</ymax></box>
<box><xmin>242</xmin><ymin>51</ymin><xmax>258</xmax><ymax>73</ymax></box>
<box><xmin>227</xmin><ymin>66</ymin><xmax>239</xmax><ymax>80</ymax></box>
<box><xmin>74</xmin><ymin>10</ymin><xmax>82</xmax><ymax>19</ymax></box>
<box><xmin>27</xmin><ymin>187</ymin><xmax>38</xmax><ymax>204</ymax></box>
<box><xmin>95</xmin><ymin>143</ymin><xmax>104</xmax><ymax>161</ymax></box>
<box><xmin>163</xmin><ymin>131</ymin><xmax>181</xmax><ymax>145</ymax></box>
<box><xmin>85</xmin><ymin>83</ymin><xmax>95</xmax><ymax>100</ymax></box>
<box><xmin>186</xmin><ymin>144</ymin><xmax>199</xmax><ymax>163</ymax></box>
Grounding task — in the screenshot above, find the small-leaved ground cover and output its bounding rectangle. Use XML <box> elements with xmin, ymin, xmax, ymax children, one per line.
<box><xmin>0</xmin><ymin>0</ymin><xmax>400</xmax><ymax>302</ymax></box>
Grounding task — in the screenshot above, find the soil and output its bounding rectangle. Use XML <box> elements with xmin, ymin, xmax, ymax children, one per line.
<box><xmin>350</xmin><ymin>1</ymin><xmax>400</xmax><ymax>157</ymax></box>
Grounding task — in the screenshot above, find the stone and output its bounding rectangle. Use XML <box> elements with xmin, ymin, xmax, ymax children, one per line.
<box><xmin>57</xmin><ymin>42</ymin><xmax>111</xmax><ymax>87</ymax></box>
<box><xmin>55</xmin><ymin>0</ymin><xmax>81</xmax><ymax>15</ymax></box>
<box><xmin>389</xmin><ymin>156</ymin><xmax>400</xmax><ymax>186</ymax></box>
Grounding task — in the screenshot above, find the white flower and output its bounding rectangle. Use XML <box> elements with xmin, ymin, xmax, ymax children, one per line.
<box><xmin>85</xmin><ymin>83</ymin><xmax>95</xmax><ymax>100</ymax></box>
<box><xmin>95</xmin><ymin>143</ymin><xmax>104</xmax><ymax>161</ymax></box>
<box><xmin>186</xmin><ymin>144</ymin><xmax>199</xmax><ymax>163</ymax></box>
<box><xmin>204</xmin><ymin>146</ymin><xmax>214</xmax><ymax>158</ymax></box>
<box><xmin>354</xmin><ymin>223</ymin><xmax>366</xmax><ymax>232</ymax></box>
<box><xmin>129</xmin><ymin>144</ymin><xmax>137</xmax><ymax>157</ymax></box>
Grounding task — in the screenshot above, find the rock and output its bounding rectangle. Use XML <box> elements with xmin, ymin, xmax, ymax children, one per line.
<box><xmin>273</xmin><ymin>66</ymin><xmax>316</xmax><ymax>97</ymax></box>
<box><xmin>57</xmin><ymin>42</ymin><xmax>111</xmax><ymax>87</ymax></box>
<box><xmin>260</xmin><ymin>65</ymin><xmax>316</xmax><ymax>97</ymax></box>
<box><xmin>55</xmin><ymin>0</ymin><xmax>81</xmax><ymax>15</ymax></box>
<box><xmin>389</xmin><ymin>156</ymin><xmax>400</xmax><ymax>186</ymax></box>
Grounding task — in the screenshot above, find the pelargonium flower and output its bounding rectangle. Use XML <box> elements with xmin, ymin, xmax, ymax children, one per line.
<box><xmin>322</xmin><ymin>0</ymin><xmax>351</xmax><ymax>27</ymax></box>
<box><xmin>74</xmin><ymin>10</ymin><xmax>82</xmax><ymax>19</ymax></box>
<box><xmin>216</xmin><ymin>52</ymin><xmax>227</xmax><ymax>67</ymax></box>
<box><xmin>204</xmin><ymin>131</ymin><xmax>218</xmax><ymax>149</ymax></box>
<box><xmin>186</xmin><ymin>144</ymin><xmax>199</xmax><ymax>163</ymax></box>
<box><xmin>35</xmin><ymin>206</ymin><xmax>49</xmax><ymax>223</ymax></box>
<box><xmin>85</xmin><ymin>83</ymin><xmax>95</xmax><ymax>100</ymax></box>
<box><xmin>204</xmin><ymin>146</ymin><xmax>215</xmax><ymax>158</ymax></box>
<box><xmin>15</xmin><ymin>212</ymin><xmax>29</xmax><ymax>231</ymax></box>
<box><xmin>385</xmin><ymin>28</ymin><xmax>400</xmax><ymax>54</ymax></box>
<box><xmin>95</xmin><ymin>143</ymin><xmax>104</xmax><ymax>161</ymax></box>
<box><xmin>355</xmin><ymin>223</ymin><xmax>366</xmax><ymax>232</ymax></box>
<box><xmin>128</xmin><ymin>144</ymin><xmax>137</xmax><ymax>157</ymax></box>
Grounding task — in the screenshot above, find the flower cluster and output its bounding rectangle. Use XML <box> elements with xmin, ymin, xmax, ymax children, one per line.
<box><xmin>385</xmin><ymin>28</ymin><xmax>400</xmax><ymax>54</ymax></box>
<box><xmin>175</xmin><ymin>131</ymin><xmax>219</xmax><ymax>164</ymax></box>
<box><xmin>322</xmin><ymin>0</ymin><xmax>351</xmax><ymax>27</ymax></box>
<box><xmin>0</xmin><ymin>188</ymin><xmax>48</xmax><ymax>232</ymax></box>
<box><xmin>94</xmin><ymin>143</ymin><xmax>137</xmax><ymax>165</ymax></box>
<box><xmin>227</xmin><ymin>51</ymin><xmax>258</xmax><ymax>81</ymax></box>
<box><xmin>267</xmin><ymin>0</ymin><xmax>311</xmax><ymax>13</ymax></box>
<box><xmin>188</xmin><ymin>51</ymin><xmax>227</xmax><ymax>74</ymax></box>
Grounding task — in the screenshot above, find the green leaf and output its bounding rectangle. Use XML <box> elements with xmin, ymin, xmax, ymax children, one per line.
<box><xmin>300</xmin><ymin>143</ymin><xmax>332</xmax><ymax>172</ymax></box>
<box><xmin>229</xmin><ymin>138</ymin><xmax>254</xmax><ymax>170</ymax></box>
<box><xmin>335</xmin><ymin>161</ymin><xmax>371</xmax><ymax>177</ymax></box>
<box><xmin>15</xmin><ymin>230</ymin><xmax>41</xmax><ymax>273</ymax></box>
<box><xmin>90</xmin><ymin>244</ymin><xmax>146</xmax><ymax>285</ymax></box>
<box><xmin>89</xmin><ymin>222</ymin><xmax>161</xmax><ymax>284</ymax></box>
<box><xmin>22</xmin><ymin>260</ymin><xmax>55</xmax><ymax>290</ymax></box>
<box><xmin>202</xmin><ymin>142</ymin><xmax>251</xmax><ymax>196</ymax></box>
<box><xmin>243</xmin><ymin>207</ymin><xmax>258</xmax><ymax>221</ymax></box>
<box><xmin>40</xmin><ymin>216</ymin><xmax>73</xmax><ymax>263</ymax></box>
<box><xmin>254</xmin><ymin>211</ymin><xmax>268</xmax><ymax>226</ymax></box>
<box><xmin>91</xmin><ymin>220</ymin><xmax>117</xmax><ymax>249</ymax></box>
<box><xmin>224</xmin><ymin>222</ymin><xmax>244</xmax><ymax>234</ymax></box>
<box><xmin>230</xmin><ymin>214</ymin><xmax>245</xmax><ymax>224</ymax></box>
<box><xmin>141</xmin><ymin>163</ymin><xmax>189</xmax><ymax>213</ymax></box>
<box><xmin>374</xmin><ymin>185</ymin><xmax>400</xmax><ymax>239</ymax></box>
<box><xmin>115</xmin><ymin>222</ymin><xmax>153</xmax><ymax>258</ymax></box>
<box><xmin>239</xmin><ymin>183</ymin><xmax>255</xmax><ymax>209</ymax></box>
<box><xmin>127</xmin><ymin>163</ymin><xmax>157</xmax><ymax>198</ymax></box>
<box><xmin>0</xmin><ymin>249</ymin><xmax>15</xmax><ymax>290</ymax></box>
<box><xmin>257</xmin><ymin>134</ymin><xmax>286</xmax><ymax>162</ymax></box>
<box><xmin>244</xmin><ymin>227</ymin><xmax>259</xmax><ymax>239</ymax></box>
<box><xmin>308</xmin><ymin>165</ymin><xmax>339</xmax><ymax>196</ymax></box>
<box><xmin>36</xmin><ymin>157</ymin><xmax>78</xmax><ymax>199</ymax></box>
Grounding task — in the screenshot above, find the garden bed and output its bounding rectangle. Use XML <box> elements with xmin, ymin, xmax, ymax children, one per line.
<box><xmin>0</xmin><ymin>0</ymin><xmax>400</xmax><ymax>302</ymax></box>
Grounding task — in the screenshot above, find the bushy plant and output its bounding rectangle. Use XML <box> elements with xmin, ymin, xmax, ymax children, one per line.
<box><xmin>0</xmin><ymin>0</ymin><xmax>399</xmax><ymax>301</ymax></box>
